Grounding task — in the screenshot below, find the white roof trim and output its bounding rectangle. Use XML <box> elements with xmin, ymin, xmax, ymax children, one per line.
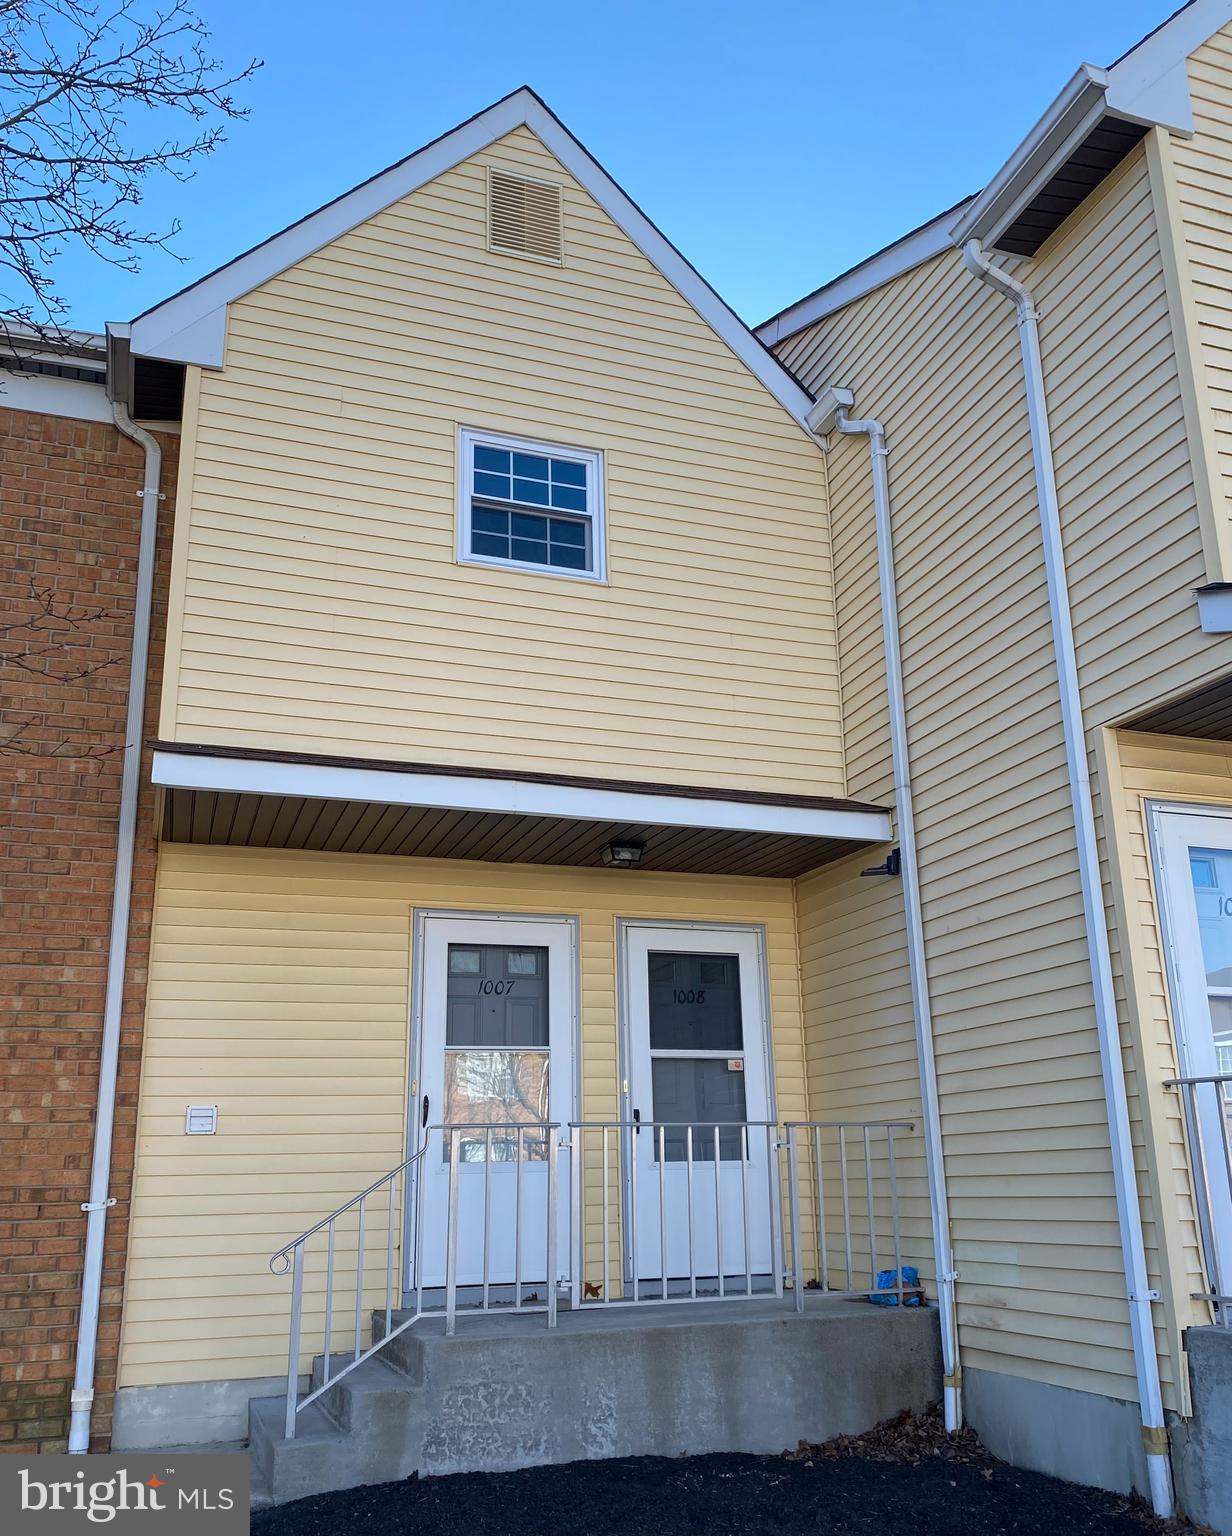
<box><xmin>953</xmin><ymin>2</ymin><xmax>1228</xmax><ymax>250</ymax></box>
<box><xmin>759</xmin><ymin>0</ymin><xmax>1231</xmax><ymax>344</ymax></box>
<box><xmin>122</xmin><ymin>88</ymin><xmax>815</xmax><ymax>431</ymax></box>
<box><xmin>755</xmin><ymin>204</ymin><xmax>968</xmax><ymax>345</ymax></box>
<box><xmin>1107</xmin><ymin>0</ymin><xmax>1232</xmax><ymax>130</ymax></box>
<box><xmin>0</xmin><ymin>368</ymin><xmax>111</xmax><ymax>423</ymax></box>
<box><xmin>950</xmin><ymin>66</ymin><xmax>1111</xmax><ymax>250</ymax></box>
<box><xmin>150</xmin><ymin>749</ymin><xmax>893</xmax><ymax>844</ymax></box>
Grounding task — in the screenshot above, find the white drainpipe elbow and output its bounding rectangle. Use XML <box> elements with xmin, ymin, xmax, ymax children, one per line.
<box><xmin>68</xmin><ymin>403</ymin><xmax>162</xmax><ymax>1454</ymax></box>
<box><xmin>817</xmin><ymin>395</ymin><xmax>963</xmax><ymax>1434</ymax></box>
<box><xmin>962</xmin><ymin>237</ymin><xmax>1173</xmax><ymax>1520</ymax></box>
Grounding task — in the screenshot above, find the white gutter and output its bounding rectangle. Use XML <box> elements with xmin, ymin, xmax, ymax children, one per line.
<box><xmin>806</xmin><ymin>385</ymin><xmax>963</xmax><ymax>1435</ymax></box>
<box><xmin>68</xmin><ymin>404</ymin><xmax>162</xmax><ymax>1453</ymax></box>
<box><xmin>961</xmin><ymin>239</ymin><xmax>1173</xmax><ymax>1520</ymax></box>
<box><xmin>950</xmin><ymin>66</ymin><xmax>1110</xmax><ymax>252</ymax></box>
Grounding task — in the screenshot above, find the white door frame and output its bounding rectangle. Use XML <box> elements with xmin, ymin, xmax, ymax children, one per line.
<box><xmin>616</xmin><ymin>918</ymin><xmax>777</xmax><ymax>1286</ymax></box>
<box><xmin>1147</xmin><ymin>801</ymin><xmax>1232</xmax><ymax>1301</ymax></box>
<box><xmin>404</xmin><ymin>908</ymin><xmax>581</xmax><ymax>1296</ymax></box>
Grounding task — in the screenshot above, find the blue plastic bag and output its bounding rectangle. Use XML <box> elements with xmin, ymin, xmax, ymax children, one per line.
<box><xmin>868</xmin><ymin>1265</ymin><xmax>921</xmax><ymax>1306</ymax></box>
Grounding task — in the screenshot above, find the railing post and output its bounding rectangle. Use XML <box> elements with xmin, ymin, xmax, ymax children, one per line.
<box><xmin>385</xmin><ymin>1175</ymin><xmax>397</xmax><ymax>1340</ymax></box>
<box><xmin>864</xmin><ymin>1125</ymin><xmax>878</xmax><ymax>1291</ymax></box>
<box><xmin>353</xmin><ymin>1200</ymin><xmax>365</xmax><ymax>1361</ymax></box>
<box><xmin>602</xmin><ymin>1125</ymin><xmax>611</xmax><ymax>1304</ymax></box>
<box><xmin>629</xmin><ymin>1121</ymin><xmax>639</xmax><ymax>1302</ymax></box>
<box><xmin>787</xmin><ymin>1127</ymin><xmax>804</xmax><ymax>1314</ymax></box>
<box><xmin>658</xmin><ymin>1125</ymin><xmax>668</xmax><ymax>1301</ymax></box>
<box><xmin>740</xmin><ymin>1124</ymin><xmax>751</xmax><ymax>1299</ymax></box>
<box><xmin>284</xmin><ymin>1243</ymin><xmax>305</xmax><ymax>1440</ymax></box>
<box><xmin>713</xmin><ymin>1125</ymin><xmax>725</xmax><ymax>1297</ymax></box>
<box><xmin>546</xmin><ymin>1124</ymin><xmax>559</xmax><ymax>1329</ymax></box>
<box><xmin>569</xmin><ymin>1123</ymin><xmax>582</xmax><ymax>1312</ymax></box>
<box><xmin>445</xmin><ymin>1129</ymin><xmax>460</xmax><ymax>1337</ymax></box>
<box><xmin>768</xmin><ymin>1122</ymin><xmax>783</xmax><ymax>1300</ymax></box>
<box><xmin>322</xmin><ymin>1219</ymin><xmax>336</xmax><ymax>1386</ymax></box>
<box><xmin>887</xmin><ymin>1127</ymin><xmax>904</xmax><ymax>1305</ymax></box>
<box><xmin>515</xmin><ymin>1126</ymin><xmax>524</xmax><ymax>1310</ymax></box>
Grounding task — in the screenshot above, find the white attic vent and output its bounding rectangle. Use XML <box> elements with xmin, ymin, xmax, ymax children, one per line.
<box><xmin>487</xmin><ymin>168</ymin><xmax>563</xmax><ymax>264</ymax></box>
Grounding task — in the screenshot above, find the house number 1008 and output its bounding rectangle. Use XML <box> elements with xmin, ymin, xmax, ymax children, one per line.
<box><xmin>477</xmin><ymin>979</ymin><xmax>517</xmax><ymax>995</ymax></box>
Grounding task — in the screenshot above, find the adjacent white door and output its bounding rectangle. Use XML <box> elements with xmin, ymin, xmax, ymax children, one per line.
<box><xmin>1150</xmin><ymin>806</ymin><xmax>1232</xmax><ymax>1299</ymax></box>
<box><xmin>409</xmin><ymin>914</ymin><xmax>575</xmax><ymax>1292</ymax></box>
<box><xmin>623</xmin><ymin>924</ymin><xmax>775</xmax><ymax>1292</ymax></box>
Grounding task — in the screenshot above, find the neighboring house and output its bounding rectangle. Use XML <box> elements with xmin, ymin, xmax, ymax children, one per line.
<box><xmin>0</xmin><ymin>337</ymin><xmax>178</xmax><ymax>1452</ymax></box>
<box><xmin>7</xmin><ymin>0</ymin><xmax>1232</xmax><ymax>1528</ymax></box>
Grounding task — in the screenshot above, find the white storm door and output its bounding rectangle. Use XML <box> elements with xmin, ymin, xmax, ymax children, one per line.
<box><xmin>1151</xmin><ymin>806</ymin><xmax>1232</xmax><ymax>1301</ymax></box>
<box><xmin>411</xmin><ymin>914</ymin><xmax>575</xmax><ymax>1292</ymax></box>
<box><xmin>623</xmin><ymin>924</ymin><xmax>775</xmax><ymax>1292</ymax></box>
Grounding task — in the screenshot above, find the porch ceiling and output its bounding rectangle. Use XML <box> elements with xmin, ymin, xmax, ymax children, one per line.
<box><xmin>1127</xmin><ymin>674</ymin><xmax>1232</xmax><ymax>740</ymax></box>
<box><xmin>152</xmin><ymin>744</ymin><xmax>891</xmax><ymax>879</ymax></box>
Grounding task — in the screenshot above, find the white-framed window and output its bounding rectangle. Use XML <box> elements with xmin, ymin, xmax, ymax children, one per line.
<box><xmin>457</xmin><ymin>428</ymin><xmax>606</xmax><ymax>582</ymax></box>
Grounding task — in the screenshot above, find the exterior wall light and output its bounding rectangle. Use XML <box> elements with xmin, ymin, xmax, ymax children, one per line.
<box><xmin>602</xmin><ymin>841</ymin><xmax>644</xmax><ymax>869</ymax></box>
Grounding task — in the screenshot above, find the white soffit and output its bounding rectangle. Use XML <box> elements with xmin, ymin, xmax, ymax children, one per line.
<box><xmin>124</xmin><ymin>89</ymin><xmax>816</xmax><ymax>432</ymax></box>
<box><xmin>150</xmin><ymin>750</ymin><xmax>893</xmax><ymax>844</ymax></box>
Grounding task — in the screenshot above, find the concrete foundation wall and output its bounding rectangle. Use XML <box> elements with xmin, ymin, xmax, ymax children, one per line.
<box><xmin>964</xmin><ymin>1366</ymin><xmax>1149</xmax><ymax>1498</ymax></box>
<box><xmin>112</xmin><ymin>1376</ymin><xmax>304</xmax><ymax>1449</ymax></box>
<box><xmin>405</xmin><ymin>1303</ymin><xmax>941</xmax><ymax>1477</ymax></box>
<box><xmin>247</xmin><ymin>1300</ymin><xmax>943</xmax><ymax>1503</ymax></box>
<box><xmin>1172</xmin><ymin>1327</ymin><xmax>1232</xmax><ymax>1534</ymax></box>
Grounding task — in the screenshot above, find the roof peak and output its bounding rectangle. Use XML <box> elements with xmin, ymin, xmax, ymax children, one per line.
<box><xmin>114</xmin><ymin>87</ymin><xmax>816</xmax><ymax>433</ymax></box>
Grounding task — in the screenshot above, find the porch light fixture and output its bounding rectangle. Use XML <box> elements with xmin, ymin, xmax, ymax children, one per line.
<box><xmin>860</xmin><ymin>848</ymin><xmax>902</xmax><ymax>878</ymax></box>
<box><xmin>602</xmin><ymin>840</ymin><xmax>644</xmax><ymax>869</ymax></box>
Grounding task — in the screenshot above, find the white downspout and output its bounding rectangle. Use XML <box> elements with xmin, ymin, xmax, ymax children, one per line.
<box><xmin>961</xmin><ymin>238</ymin><xmax>1173</xmax><ymax>1520</ymax></box>
<box><xmin>808</xmin><ymin>388</ymin><xmax>962</xmax><ymax>1434</ymax></box>
<box><xmin>68</xmin><ymin>403</ymin><xmax>162</xmax><ymax>1454</ymax></box>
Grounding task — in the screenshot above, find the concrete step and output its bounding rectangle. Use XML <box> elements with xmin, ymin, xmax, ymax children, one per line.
<box><xmin>248</xmin><ymin>1355</ymin><xmax>425</xmax><ymax>1506</ymax></box>
<box><xmin>369</xmin><ymin>1310</ymin><xmax>426</xmax><ymax>1382</ymax></box>
<box><xmin>311</xmin><ymin>1352</ymin><xmax>421</xmax><ymax>1436</ymax></box>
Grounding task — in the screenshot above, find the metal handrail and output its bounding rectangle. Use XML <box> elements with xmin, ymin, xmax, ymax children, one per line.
<box><xmin>569</xmin><ymin>1118</ymin><xmax>783</xmax><ymax>1309</ymax></box>
<box><xmin>1164</xmin><ymin>1073</ymin><xmax>1232</xmax><ymax>1323</ymax></box>
<box><xmin>783</xmin><ymin>1119</ymin><xmax>917</xmax><ymax>1313</ymax></box>
<box><xmin>271</xmin><ymin>1113</ymin><xmax>924</xmax><ymax>1438</ymax></box>
<box><xmin>270</xmin><ymin>1138</ymin><xmax>431</xmax><ymax>1438</ymax></box>
<box><xmin>269</xmin><ymin>1143</ymin><xmax>429</xmax><ymax>1277</ymax></box>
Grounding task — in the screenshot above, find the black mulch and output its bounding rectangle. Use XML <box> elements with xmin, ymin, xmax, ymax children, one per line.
<box><xmin>251</xmin><ymin>1406</ymin><xmax>1200</xmax><ymax>1536</ymax></box>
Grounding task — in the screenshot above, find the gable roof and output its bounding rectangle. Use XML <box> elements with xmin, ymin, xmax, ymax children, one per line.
<box><xmin>757</xmin><ymin>0</ymin><xmax>1232</xmax><ymax>345</ymax></box>
<box><xmin>113</xmin><ymin>86</ymin><xmax>816</xmax><ymax>432</ymax></box>
<box><xmin>756</xmin><ymin>198</ymin><xmax>974</xmax><ymax>349</ymax></box>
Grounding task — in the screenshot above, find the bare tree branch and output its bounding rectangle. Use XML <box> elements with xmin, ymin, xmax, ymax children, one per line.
<box><xmin>0</xmin><ymin>0</ymin><xmax>259</xmax><ymax>348</ymax></box>
<box><xmin>0</xmin><ymin>578</ymin><xmax>127</xmax><ymax>757</ymax></box>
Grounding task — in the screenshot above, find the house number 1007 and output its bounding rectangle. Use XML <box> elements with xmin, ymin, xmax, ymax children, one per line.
<box><xmin>477</xmin><ymin>979</ymin><xmax>517</xmax><ymax>995</ymax></box>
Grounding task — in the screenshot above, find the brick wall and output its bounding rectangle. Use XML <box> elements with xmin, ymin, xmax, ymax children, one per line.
<box><xmin>0</xmin><ymin>405</ymin><xmax>176</xmax><ymax>1452</ymax></box>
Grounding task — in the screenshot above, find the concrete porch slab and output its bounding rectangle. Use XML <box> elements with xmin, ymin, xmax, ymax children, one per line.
<box><xmin>250</xmin><ymin>1295</ymin><xmax>942</xmax><ymax>1504</ymax></box>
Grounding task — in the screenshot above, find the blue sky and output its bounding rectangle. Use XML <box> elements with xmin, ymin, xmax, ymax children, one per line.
<box><xmin>55</xmin><ymin>0</ymin><xmax>1173</xmax><ymax>330</ymax></box>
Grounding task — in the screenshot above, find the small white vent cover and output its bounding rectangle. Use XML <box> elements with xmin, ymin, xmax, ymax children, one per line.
<box><xmin>487</xmin><ymin>168</ymin><xmax>563</xmax><ymax>264</ymax></box>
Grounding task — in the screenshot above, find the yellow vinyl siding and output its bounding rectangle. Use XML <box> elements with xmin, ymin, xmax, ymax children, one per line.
<box><xmin>1173</xmin><ymin>25</ymin><xmax>1232</xmax><ymax>564</ymax></box>
<box><xmin>774</xmin><ymin>145</ymin><xmax>1194</xmax><ymax>1407</ymax></box>
<box><xmin>119</xmin><ymin>843</ymin><xmax>806</xmax><ymax>1387</ymax></box>
<box><xmin>160</xmin><ymin>126</ymin><xmax>843</xmax><ymax>797</ymax></box>
<box><xmin>794</xmin><ymin>848</ymin><xmax>931</xmax><ymax>1286</ymax></box>
<box><xmin>1093</xmin><ymin>728</ymin><xmax>1228</xmax><ymax>1416</ymax></box>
